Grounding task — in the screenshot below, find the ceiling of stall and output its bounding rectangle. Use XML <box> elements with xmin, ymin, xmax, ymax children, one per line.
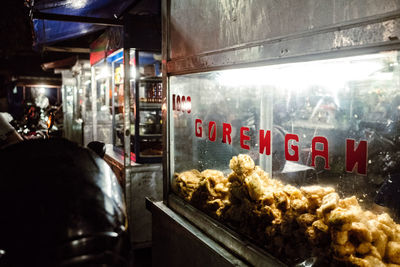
<box><xmin>30</xmin><ymin>0</ymin><xmax>161</xmax><ymax>48</ymax></box>
<box><xmin>0</xmin><ymin>0</ymin><xmax>160</xmax><ymax>85</ymax></box>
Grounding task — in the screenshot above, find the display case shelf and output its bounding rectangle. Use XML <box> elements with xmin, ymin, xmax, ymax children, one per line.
<box><xmin>139</xmin><ymin>77</ymin><xmax>162</xmax><ymax>82</ymax></box>
<box><xmin>139</xmin><ymin>134</ymin><xmax>162</xmax><ymax>138</ymax></box>
<box><xmin>109</xmin><ymin>49</ymin><xmax>162</xmax><ymax>163</ymax></box>
<box><xmin>132</xmin><ymin>50</ymin><xmax>163</xmax><ymax>163</ymax></box>
<box><xmin>139</xmin><ymin>102</ymin><xmax>162</xmax><ymax>110</ymax></box>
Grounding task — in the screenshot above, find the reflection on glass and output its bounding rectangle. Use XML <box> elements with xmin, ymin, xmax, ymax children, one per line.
<box><xmin>170</xmin><ymin>51</ymin><xmax>400</xmax><ymax>265</ymax></box>
<box><xmin>110</xmin><ymin>49</ymin><xmax>163</xmax><ymax>160</ymax></box>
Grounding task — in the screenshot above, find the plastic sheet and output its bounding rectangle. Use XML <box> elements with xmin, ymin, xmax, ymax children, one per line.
<box><xmin>32</xmin><ymin>0</ymin><xmax>137</xmax><ymax>47</ymax></box>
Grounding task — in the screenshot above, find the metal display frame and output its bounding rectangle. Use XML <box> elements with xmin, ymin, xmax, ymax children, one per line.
<box><xmin>102</xmin><ymin>47</ymin><xmax>163</xmax><ymax>249</ymax></box>
<box><xmin>132</xmin><ymin>49</ymin><xmax>163</xmax><ymax>164</ymax></box>
<box><xmin>108</xmin><ymin>49</ymin><xmax>124</xmax><ymax>148</ymax></box>
<box><xmin>107</xmin><ymin>47</ymin><xmax>163</xmax><ymax>164</ymax></box>
<box><xmin>59</xmin><ymin>59</ymin><xmax>91</xmax><ymax>146</ymax></box>
<box><xmin>90</xmin><ymin>59</ymin><xmax>113</xmax><ymax>145</ymax></box>
<box><xmin>154</xmin><ymin>0</ymin><xmax>400</xmax><ymax>266</ymax></box>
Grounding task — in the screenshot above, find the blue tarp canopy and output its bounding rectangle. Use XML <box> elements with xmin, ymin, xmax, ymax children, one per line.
<box><xmin>32</xmin><ymin>0</ymin><xmax>138</xmax><ymax>47</ymax></box>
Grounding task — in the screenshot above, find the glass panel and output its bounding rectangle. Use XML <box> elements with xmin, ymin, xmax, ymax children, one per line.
<box><xmin>112</xmin><ymin>57</ymin><xmax>124</xmax><ymax>148</ymax></box>
<box><xmin>92</xmin><ymin>62</ymin><xmax>112</xmax><ymax>144</ymax></box>
<box><xmin>134</xmin><ymin>51</ymin><xmax>163</xmax><ymax>159</ymax></box>
<box><xmin>94</xmin><ymin>63</ymin><xmax>112</xmax><ymax>122</ymax></box>
<box><xmin>170</xmin><ymin>51</ymin><xmax>400</xmax><ymax>265</ymax></box>
<box><xmin>83</xmin><ymin>79</ymin><xmax>92</xmax><ymax>122</ymax></box>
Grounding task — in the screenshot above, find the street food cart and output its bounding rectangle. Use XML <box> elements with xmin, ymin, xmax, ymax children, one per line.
<box><xmin>107</xmin><ymin>48</ymin><xmax>163</xmax><ymax>163</ymax></box>
<box><xmin>59</xmin><ymin>59</ymin><xmax>91</xmax><ymax>145</ymax></box>
<box><xmin>147</xmin><ymin>1</ymin><xmax>400</xmax><ymax>266</ymax></box>
<box><xmin>88</xmin><ymin>21</ymin><xmax>163</xmax><ymax>249</ymax></box>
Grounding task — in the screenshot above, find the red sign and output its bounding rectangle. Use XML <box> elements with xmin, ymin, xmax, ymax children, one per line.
<box><xmin>172</xmin><ymin>93</ymin><xmax>368</xmax><ymax>175</ymax></box>
<box><xmin>193</xmin><ymin>118</ymin><xmax>368</xmax><ymax>175</ymax></box>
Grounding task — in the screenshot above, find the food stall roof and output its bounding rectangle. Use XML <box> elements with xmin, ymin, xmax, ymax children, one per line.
<box><xmin>106</xmin><ymin>49</ymin><xmax>123</xmax><ymax>63</ymax></box>
<box><xmin>106</xmin><ymin>49</ymin><xmax>159</xmax><ymax>64</ymax></box>
<box><xmin>31</xmin><ymin>0</ymin><xmax>138</xmax><ymax>47</ymax></box>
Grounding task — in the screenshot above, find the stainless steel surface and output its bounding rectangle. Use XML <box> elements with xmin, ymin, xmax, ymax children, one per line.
<box><xmin>96</xmin><ymin>123</ymin><xmax>112</xmax><ymax>144</ymax></box>
<box><xmin>162</xmin><ymin>0</ymin><xmax>171</xmax><ymax>203</ymax></box>
<box><xmin>147</xmin><ymin>198</ymin><xmax>249</xmax><ymax>267</ymax></box>
<box><xmin>91</xmin><ymin>66</ymin><xmax>97</xmax><ymax>141</ymax></box>
<box><xmin>61</xmin><ymin>71</ymin><xmax>76</xmax><ymax>141</ymax></box>
<box><xmin>104</xmin><ymin>144</ymin><xmax>140</xmax><ymax>167</ymax></box>
<box><xmin>61</xmin><ymin>65</ymin><xmax>89</xmax><ymax>146</ymax></box>
<box><xmin>162</xmin><ymin>0</ymin><xmax>400</xmax><ymax>265</ymax></box>
<box><xmin>167</xmin><ymin>1</ymin><xmax>400</xmax><ymax>74</ymax></box>
<box><xmin>111</xmin><ymin>61</ymin><xmax>116</xmax><ymax>146</ymax></box>
<box><xmin>73</xmin><ymin>72</ymin><xmax>79</xmax><ymax>120</ymax></box>
<box><xmin>123</xmin><ymin>49</ymin><xmax>131</xmax><ymax>172</ymax></box>
<box><xmin>83</xmin><ymin>123</ymin><xmax>93</xmax><ymax>147</ymax></box>
<box><xmin>168</xmin><ymin>195</ymin><xmax>286</xmax><ymax>267</ymax></box>
<box><xmin>104</xmin><ymin>145</ymin><xmax>161</xmax><ymax>248</ymax></box>
<box><xmin>169</xmin><ymin>0</ymin><xmax>400</xmax><ymax>59</ymax></box>
<box><xmin>70</xmin><ymin>119</ymin><xmax>83</xmax><ymax>145</ymax></box>
<box><xmin>80</xmin><ymin>63</ymin><xmax>89</xmax><ymax>133</ymax></box>
<box><xmin>83</xmin><ymin>122</ymin><xmax>112</xmax><ymax>146</ymax></box>
<box><xmin>168</xmin><ymin>14</ymin><xmax>400</xmax><ymax>74</ymax></box>
<box><xmin>126</xmin><ymin>164</ymin><xmax>163</xmax><ymax>248</ymax></box>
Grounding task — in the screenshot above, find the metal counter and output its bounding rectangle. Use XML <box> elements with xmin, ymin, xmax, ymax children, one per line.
<box><xmin>158</xmin><ymin>1</ymin><xmax>400</xmax><ymax>266</ymax></box>
<box><xmin>146</xmin><ymin>196</ymin><xmax>285</xmax><ymax>267</ymax></box>
<box><xmin>104</xmin><ymin>145</ymin><xmax>163</xmax><ymax>249</ymax></box>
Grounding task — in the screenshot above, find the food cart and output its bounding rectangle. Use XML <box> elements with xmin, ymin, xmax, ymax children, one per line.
<box><xmin>107</xmin><ymin>48</ymin><xmax>163</xmax><ymax>163</ymax></box>
<box><xmin>147</xmin><ymin>1</ymin><xmax>400</xmax><ymax>266</ymax></box>
<box><xmin>88</xmin><ymin>21</ymin><xmax>163</xmax><ymax>249</ymax></box>
<box><xmin>89</xmin><ymin>31</ymin><xmax>115</xmax><ymax>146</ymax></box>
<box><xmin>59</xmin><ymin>59</ymin><xmax>91</xmax><ymax>146</ymax></box>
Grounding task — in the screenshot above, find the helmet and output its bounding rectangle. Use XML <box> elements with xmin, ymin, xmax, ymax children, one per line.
<box><xmin>0</xmin><ymin>138</ymin><xmax>129</xmax><ymax>266</ymax></box>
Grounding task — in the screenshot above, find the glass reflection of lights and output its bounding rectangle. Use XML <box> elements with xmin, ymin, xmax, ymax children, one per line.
<box><xmin>69</xmin><ymin>0</ymin><xmax>87</xmax><ymax>9</ymax></box>
<box><xmin>96</xmin><ymin>65</ymin><xmax>111</xmax><ymax>80</ymax></box>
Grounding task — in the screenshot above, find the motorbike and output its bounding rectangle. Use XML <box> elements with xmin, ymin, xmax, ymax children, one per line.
<box><xmin>12</xmin><ymin>102</ymin><xmax>63</xmax><ymax>140</ymax></box>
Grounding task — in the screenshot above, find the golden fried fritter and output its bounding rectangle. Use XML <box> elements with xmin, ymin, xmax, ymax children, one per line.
<box><xmin>229</xmin><ymin>154</ymin><xmax>255</xmax><ymax>177</ymax></box>
<box><xmin>173</xmin><ymin>154</ymin><xmax>400</xmax><ymax>266</ymax></box>
<box><xmin>172</xmin><ymin>169</ymin><xmax>202</xmax><ymax>201</ymax></box>
<box><xmin>386</xmin><ymin>241</ymin><xmax>400</xmax><ymax>264</ymax></box>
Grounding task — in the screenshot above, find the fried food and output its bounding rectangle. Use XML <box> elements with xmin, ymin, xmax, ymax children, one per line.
<box><xmin>229</xmin><ymin>154</ymin><xmax>255</xmax><ymax>177</ymax></box>
<box><xmin>190</xmin><ymin>170</ymin><xmax>231</xmax><ymax>218</ymax></box>
<box><xmin>172</xmin><ymin>154</ymin><xmax>400</xmax><ymax>266</ymax></box>
<box><xmin>387</xmin><ymin>242</ymin><xmax>400</xmax><ymax>264</ymax></box>
<box><xmin>172</xmin><ymin>170</ymin><xmax>202</xmax><ymax>201</ymax></box>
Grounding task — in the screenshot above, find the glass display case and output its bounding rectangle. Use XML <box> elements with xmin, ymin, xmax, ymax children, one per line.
<box><xmin>169</xmin><ymin>51</ymin><xmax>400</xmax><ymax>265</ymax></box>
<box><xmin>90</xmin><ymin>61</ymin><xmax>113</xmax><ymax>145</ymax></box>
<box><xmin>146</xmin><ymin>2</ymin><xmax>400</xmax><ymax>267</ymax></box>
<box><xmin>109</xmin><ymin>49</ymin><xmax>162</xmax><ymax>162</ymax></box>
<box><xmin>131</xmin><ymin>50</ymin><xmax>162</xmax><ymax>163</ymax></box>
<box><xmin>108</xmin><ymin>50</ymin><xmax>125</xmax><ymax>149</ymax></box>
<box><xmin>104</xmin><ymin>49</ymin><xmax>163</xmax><ymax>249</ymax></box>
<box><xmin>109</xmin><ymin>49</ymin><xmax>163</xmax><ymax>163</ymax></box>
<box><xmin>60</xmin><ymin>60</ymin><xmax>91</xmax><ymax>146</ymax></box>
